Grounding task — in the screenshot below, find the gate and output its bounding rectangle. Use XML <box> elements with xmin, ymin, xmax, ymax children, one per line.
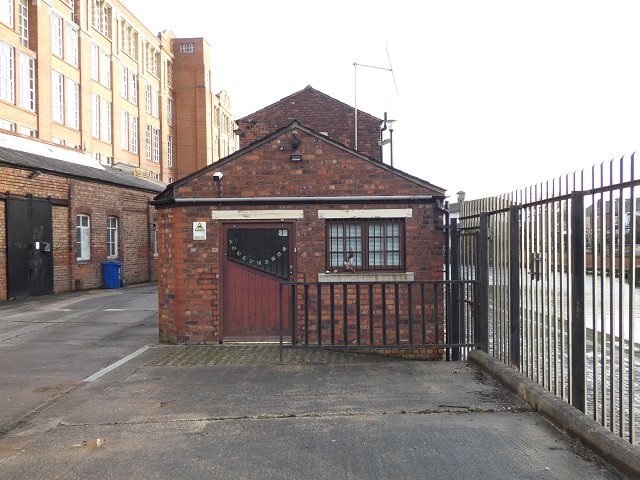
<box><xmin>6</xmin><ymin>196</ymin><xmax>54</xmax><ymax>300</ymax></box>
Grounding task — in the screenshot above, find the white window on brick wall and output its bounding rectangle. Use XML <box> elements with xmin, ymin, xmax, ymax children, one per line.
<box><xmin>130</xmin><ymin>115</ymin><xmax>138</xmax><ymax>153</ymax></box>
<box><xmin>167</xmin><ymin>98</ymin><xmax>172</xmax><ymax>125</ymax></box>
<box><xmin>153</xmin><ymin>127</ymin><xmax>160</xmax><ymax>162</ymax></box>
<box><xmin>101</xmin><ymin>97</ymin><xmax>111</xmax><ymax>141</ymax></box>
<box><xmin>145</xmin><ymin>84</ymin><xmax>151</xmax><ymax>113</ymax></box>
<box><xmin>51</xmin><ymin>13</ymin><xmax>63</xmax><ymax>57</ymax></box>
<box><xmin>19</xmin><ymin>125</ymin><xmax>36</xmax><ymax>137</ymax></box>
<box><xmin>0</xmin><ymin>40</ymin><xmax>14</xmax><ymax>104</ymax></box>
<box><xmin>120</xmin><ymin>65</ymin><xmax>128</xmax><ymax>98</ymax></box>
<box><xmin>19</xmin><ymin>53</ymin><xmax>34</xmax><ymax>110</ymax></box>
<box><xmin>76</xmin><ymin>214</ymin><xmax>90</xmax><ymax>261</ymax></box>
<box><xmin>167</xmin><ymin>134</ymin><xmax>173</xmax><ymax>167</ymax></box>
<box><xmin>130</xmin><ymin>73</ymin><xmax>137</xmax><ymax>104</ymax></box>
<box><xmin>0</xmin><ymin>0</ymin><xmax>13</xmax><ymax>27</ymax></box>
<box><xmin>65</xmin><ymin>25</ymin><xmax>78</xmax><ymax>67</ymax></box>
<box><xmin>152</xmin><ymin>222</ymin><xmax>158</xmax><ymax>255</ymax></box>
<box><xmin>18</xmin><ymin>0</ymin><xmax>28</xmax><ymax>47</ymax></box>
<box><xmin>90</xmin><ymin>44</ymin><xmax>98</xmax><ymax>80</ymax></box>
<box><xmin>152</xmin><ymin>87</ymin><xmax>158</xmax><ymax>117</ymax></box>
<box><xmin>93</xmin><ymin>151</ymin><xmax>100</xmax><ymax>162</ymax></box>
<box><xmin>91</xmin><ymin>93</ymin><xmax>100</xmax><ymax>137</ymax></box>
<box><xmin>51</xmin><ymin>70</ymin><xmax>64</xmax><ymax>123</ymax></box>
<box><xmin>66</xmin><ymin>78</ymin><xmax>79</xmax><ymax>129</ymax></box>
<box><xmin>107</xmin><ymin>216</ymin><xmax>118</xmax><ymax>258</ymax></box>
<box><xmin>0</xmin><ymin>118</ymin><xmax>15</xmax><ymax>131</ymax></box>
<box><xmin>52</xmin><ymin>136</ymin><xmax>64</xmax><ymax>145</ymax></box>
<box><xmin>145</xmin><ymin>124</ymin><xmax>152</xmax><ymax>159</ymax></box>
<box><xmin>121</xmin><ymin>110</ymin><xmax>129</xmax><ymax>150</ymax></box>
<box><xmin>102</xmin><ymin>154</ymin><xmax>112</xmax><ymax>166</ymax></box>
<box><xmin>100</xmin><ymin>50</ymin><xmax>110</xmax><ymax>87</ymax></box>
<box><xmin>180</xmin><ymin>43</ymin><xmax>195</xmax><ymax>53</ymax></box>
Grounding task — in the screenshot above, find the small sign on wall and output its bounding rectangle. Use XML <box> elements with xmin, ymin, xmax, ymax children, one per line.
<box><xmin>193</xmin><ymin>222</ymin><xmax>206</xmax><ymax>240</ymax></box>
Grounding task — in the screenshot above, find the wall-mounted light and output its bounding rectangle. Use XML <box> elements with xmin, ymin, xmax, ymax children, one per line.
<box><xmin>290</xmin><ymin>152</ymin><xmax>302</xmax><ymax>162</ymax></box>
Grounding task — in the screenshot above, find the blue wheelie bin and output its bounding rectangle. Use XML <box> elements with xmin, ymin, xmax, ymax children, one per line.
<box><xmin>102</xmin><ymin>261</ymin><xmax>122</xmax><ymax>288</ymax></box>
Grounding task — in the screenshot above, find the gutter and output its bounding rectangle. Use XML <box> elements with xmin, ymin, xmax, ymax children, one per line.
<box><xmin>151</xmin><ymin>195</ymin><xmax>443</xmax><ymax>207</ymax></box>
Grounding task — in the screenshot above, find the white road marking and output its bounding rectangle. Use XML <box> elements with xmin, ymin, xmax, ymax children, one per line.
<box><xmin>83</xmin><ymin>345</ymin><xmax>150</xmax><ymax>382</ymax></box>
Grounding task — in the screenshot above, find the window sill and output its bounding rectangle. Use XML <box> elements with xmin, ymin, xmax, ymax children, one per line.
<box><xmin>317</xmin><ymin>272</ymin><xmax>414</xmax><ymax>283</ymax></box>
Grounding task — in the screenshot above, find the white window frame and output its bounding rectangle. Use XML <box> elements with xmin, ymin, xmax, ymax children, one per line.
<box><xmin>0</xmin><ymin>118</ymin><xmax>15</xmax><ymax>131</ymax></box>
<box><xmin>130</xmin><ymin>73</ymin><xmax>137</xmax><ymax>104</ymax></box>
<box><xmin>120</xmin><ymin>65</ymin><xmax>128</xmax><ymax>98</ymax></box>
<box><xmin>101</xmin><ymin>97</ymin><xmax>111</xmax><ymax>141</ymax></box>
<box><xmin>18</xmin><ymin>0</ymin><xmax>28</xmax><ymax>47</ymax></box>
<box><xmin>179</xmin><ymin>43</ymin><xmax>195</xmax><ymax>53</ymax></box>
<box><xmin>121</xmin><ymin>110</ymin><xmax>129</xmax><ymax>150</ymax></box>
<box><xmin>130</xmin><ymin>115</ymin><xmax>138</xmax><ymax>153</ymax></box>
<box><xmin>145</xmin><ymin>124</ymin><xmax>152</xmax><ymax>159</ymax></box>
<box><xmin>92</xmin><ymin>93</ymin><xmax>100</xmax><ymax>137</ymax></box>
<box><xmin>19</xmin><ymin>53</ymin><xmax>34</xmax><ymax>110</ymax></box>
<box><xmin>167</xmin><ymin>134</ymin><xmax>173</xmax><ymax>167</ymax></box>
<box><xmin>65</xmin><ymin>24</ymin><xmax>78</xmax><ymax>67</ymax></box>
<box><xmin>51</xmin><ymin>13</ymin><xmax>63</xmax><ymax>57</ymax></box>
<box><xmin>152</xmin><ymin>87</ymin><xmax>158</xmax><ymax>117</ymax></box>
<box><xmin>66</xmin><ymin>78</ymin><xmax>79</xmax><ymax>128</ymax></box>
<box><xmin>100</xmin><ymin>49</ymin><xmax>110</xmax><ymax>87</ymax></box>
<box><xmin>51</xmin><ymin>70</ymin><xmax>64</xmax><ymax>123</ymax></box>
<box><xmin>107</xmin><ymin>216</ymin><xmax>118</xmax><ymax>258</ymax></box>
<box><xmin>153</xmin><ymin>127</ymin><xmax>160</xmax><ymax>162</ymax></box>
<box><xmin>145</xmin><ymin>84</ymin><xmax>151</xmax><ymax>113</ymax></box>
<box><xmin>0</xmin><ymin>40</ymin><xmax>14</xmax><ymax>103</ymax></box>
<box><xmin>90</xmin><ymin>44</ymin><xmax>99</xmax><ymax>81</ymax></box>
<box><xmin>167</xmin><ymin>98</ymin><xmax>173</xmax><ymax>126</ymax></box>
<box><xmin>76</xmin><ymin>214</ymin><xmax>91</xmax><ymax>261</ymax></box>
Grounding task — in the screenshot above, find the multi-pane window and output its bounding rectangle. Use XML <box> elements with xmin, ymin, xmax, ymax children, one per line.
<box><xmin>120</xmin><ymin>65</ymin><xmax>128</xmax><ymax>98</ymax></box>
<box><xmin>153</xmin><ymin>127</ymin><xmax>160</xmax><ymax>162</ymax></box>
<box><xmin>130</xmin><ymin>73</ymin><xmax>137</xmax><ymax>104</ymax></box>
<box><xmin>19</xmin><ymin>53</ymin><xmax>34</xmax><ymax>110</ymax></box>
<box><xmin>100</xmin><ymin>49</ymin><xmax>110</xmax><ymax>86</ymax></box>
<box><xmin>130</xmin><ymin>116</ymin><xmax>138</xmax><ymax>153</ymax></box>
<box><xmin>152</xmin><ymin>87</ymin><xmax>158</xmax><ymax>117</ymax></box>
<box><xmin>1</xmin><ymin>41</ymin><xmax>15</xmax><ymax>103</ymax></box>
<box><xmin>51</xmin><ymin>13</ymin><xmax>63</xmax><ymax>57</ymax></box>
<box><xmin>92</xmin><ymin>0</ymin><xmax>111</xmax><ymax>38</ymax></box>
<box><xmin>65</xmin><ymin>25</ymin><xmax>78</xmax><ymax>67</ymax></box>
<box><xmin>18</xmin><ymin>0</ymin><xmax>28</xmax><ymax>47</ymax></box>
<box><xmin>145</xmin><ymin>84</ymin><xmax>151</xmax><ymax>113</ymax></box>
<box><xmin>76</xmin><ymin>214</ymin><xmax>90</xmax><ymax>261</ymax></box>
<box><xmin>120</xmin><ymin>23</ymin><xmax>138</xmax><ymax>60</ymax></box>
<box><xmin>327</xmin><ymin>219</ymin><xmax>405</xmax><ymax>271</ymax></box>
<box><xmin>107</xmin><ymin>217</ymin><xmax>118</xmax><ymax>258</ymax></box>
<box><xmin>101</xmin><ymin>97</ymin><xmax>111</xmax><ymax>141</ymax></box>
<box><xmin>91</xmin><ymin>93</ymin><xmax>100</xmax><ymax>137</ymax></box>
<box><xmin>19</xmin><ymin>125</ymin><xmax>36</xmax><ymax>136</ymax></box>
<box><xmin>180</xmin><ymin>43</ymin><xmax>195</xmax><ymax>53</ymax></box>
<box><xmin>0</xmin><ymin>0</ymin><xmax>12</xmax><ymax>26</ymax></box>
<box><xmin>145</xmin><ymin>43</ymin><xmax>159</xmax><ymax>76</ymax></box>
<box><xmin>121</xmin><ymin>110</ymin><xmax>129</xmax><ymax>149</ymax></box>
<box><xmin>152</xmin><ymin>223</ymin><xmax>158</xmax><ymax>255</ymax></box>
<box><xmin>102</xmin><ymin>154</ymin><xmax>112</xmax><ymax>166</ymax></box>
<box><xmin>0</xmin><ymin>118</ymin><xmax>15</xmax><ymax>131</ymax></box>
<box><xmin>52</xmin><ymin>136</ymin><xmax>64</xmax><ymax>145</ymax></box>
<box><xmin>167</xmin><ymin>135</ymin><xmax>173</xmax><ymax>167</ymax></box>
<box><xmin>166</xmin><ymin>61</ymin><xmax>172</xmax><ymax>88</ymax></box>
<box><xmin>51</xmin><ymin>70</ymin><xmax>64</xmax><ymax>123</ymax></box>
<box><xmin>167</xmin><ymin>98</ymin><xmax>172</xmax><ymax>125</ymax></box>
<box><xmin>145</xmin><ymin>124</ymin><xmax>152</xmax><ymax>159</ymax></box>
<box><xmin>90</xmin><ymin>44</ymin><xmax>99</xmax><ymax>80</ymax></box>
<box><xmin>66</xmin><ymin>78</ymin><xmax>79</xmax><ymax>128</ymax></box>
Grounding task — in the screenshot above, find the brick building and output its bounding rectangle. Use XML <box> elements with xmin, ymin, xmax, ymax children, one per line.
<box><xmin>0</xmin><ymin>0</ymin><xmax>238</xmax><ymax>184</ymax></box>
<box><xmin>236</xmin><ymin>85</ymin><xmax>383</xmax><ymax>161</ymax></box>
<box><xmin>152</xmin><ymin>121</ymin><xmax>446</xmax><ymax>345</ymax></box>
<box><xmin>0</xmin><ymin>131</ymin><xmax>163</xmax><ymax>301</ymax></box>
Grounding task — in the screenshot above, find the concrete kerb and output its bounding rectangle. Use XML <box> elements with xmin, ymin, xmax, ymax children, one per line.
<box><xmin>468</xmin><ymin>350</ymin><xmax>640</xmax><ymax>479</ymax></box>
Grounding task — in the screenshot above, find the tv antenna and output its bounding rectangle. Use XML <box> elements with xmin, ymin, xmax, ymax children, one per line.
<box><xmin>353</xmin><ymin>46</ymin><xmax>398</xmax><ymax>150</ymax></box>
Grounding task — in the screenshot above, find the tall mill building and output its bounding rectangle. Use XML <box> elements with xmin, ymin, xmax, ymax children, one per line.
<box><xmin>0</xmin><ymin>0</ymin><xmax>238</xmax><ymax>183</ymax></box>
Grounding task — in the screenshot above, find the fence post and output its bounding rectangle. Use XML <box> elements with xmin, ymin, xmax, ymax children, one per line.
<box><xmin>477</xmin><ymin>213</ymin><xmax>490</xmax><ymax>352</ymax></box>
<box><xmin>509</xmin><ymin>205</ymin><xmax>521</xmax><ymax>368</ymax></box>
<box><xmin>449</xmin><ymin>218</ymin><xmax>460</xmax><ymax>361</ymax></box>
<box><xmin>570</xmin><ymin>191</ymin><xmax>586</xmax><ymax>413</ymax></box>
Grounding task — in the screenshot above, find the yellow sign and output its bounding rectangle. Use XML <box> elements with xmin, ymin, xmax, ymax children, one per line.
<box><xmin>193</xmin><ymin>222</ymin><xmax>206</xmax><ymax>240</ymax></box>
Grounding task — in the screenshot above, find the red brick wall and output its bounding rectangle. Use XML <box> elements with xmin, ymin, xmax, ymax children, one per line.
<box><xmin>0</xmin><ymin>165</ymin><xmax>158</xmax><ymax>300</ymax></box>
<box><xmin>237</xmin><ymin>87</ymin><xmax>382</xmax><ymax>161</ymax></box>
<box><xmin>157</xmin><ymin>128</ymin><xmax>446</xmax><ymax>347</ymax></box>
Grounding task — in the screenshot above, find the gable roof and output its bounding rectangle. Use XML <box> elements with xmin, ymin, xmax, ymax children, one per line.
<box><xmin>0</xmin><ymin>144</ymin><xmax>165</xmax><ymax>193</ymax></box>
<box><xmin>153</xmin><ymin>120</ymin><xmax>445</xmax><ymax>204</ymax></box>
<box><xmin>236</xmin><ymin>85</ymin><xmax>380</xmax><ymax>123</ymax></box>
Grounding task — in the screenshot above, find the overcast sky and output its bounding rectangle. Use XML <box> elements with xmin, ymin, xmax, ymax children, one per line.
<box><xmin>126</xmin><ymin>0</ymin><xmax>640</xmax><ymax>201</ymax></box>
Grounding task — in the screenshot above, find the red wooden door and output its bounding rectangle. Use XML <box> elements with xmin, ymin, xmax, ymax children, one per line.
<box><xmin>222</xmin><ymin>223</ymin><xmax>294</xmax><ymax>340</ymax></box>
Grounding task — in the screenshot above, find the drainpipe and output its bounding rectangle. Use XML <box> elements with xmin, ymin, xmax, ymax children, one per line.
<box><xmin>434</xmin><ymin>199</ymin><xmax>451</xmax><ymax>283</ymax></box>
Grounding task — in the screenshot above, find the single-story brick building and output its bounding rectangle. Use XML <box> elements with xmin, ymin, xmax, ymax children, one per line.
<box><xmin>152</xmin><ymin>121</ymin><xmax>447</xmax><ymax>346</ymax></box>
<box><xmin>0</xmin><ymin>133</ymin><xmax>164</xmax><ymax>301</ymax></box>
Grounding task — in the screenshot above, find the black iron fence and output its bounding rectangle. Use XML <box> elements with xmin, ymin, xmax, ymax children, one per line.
<box><xmin>457</xmin><ymin>154</ymin><xmax>639</xmax><ymax>446</ymax></box>
<box><xmin>279</xmin><ymin>280</ymin><xmax>481</xmax><ymax>362</ymax></box>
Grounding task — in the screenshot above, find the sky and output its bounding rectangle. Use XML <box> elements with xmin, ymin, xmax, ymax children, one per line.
<box><xmin>125</xmin><ymin>0</ymin><xmax>640</xmax><ymax>201</ymax></box>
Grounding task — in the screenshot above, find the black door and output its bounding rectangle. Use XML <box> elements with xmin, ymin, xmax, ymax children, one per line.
<box><xmin>7</xmin><ymin>196</ymin><xmax>54</xmax><ymax>300</ymax></box>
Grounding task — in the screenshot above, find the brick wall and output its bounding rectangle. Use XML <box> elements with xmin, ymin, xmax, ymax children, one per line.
<box><xmin>237</xmin><ymin>86</ymin><xmax>382</xmax><ymax>161</ymax></box>
<box><xmin>157</xmin><ymin>127</ymin><xmax>446</xmax><ymax>349</ymax></box>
